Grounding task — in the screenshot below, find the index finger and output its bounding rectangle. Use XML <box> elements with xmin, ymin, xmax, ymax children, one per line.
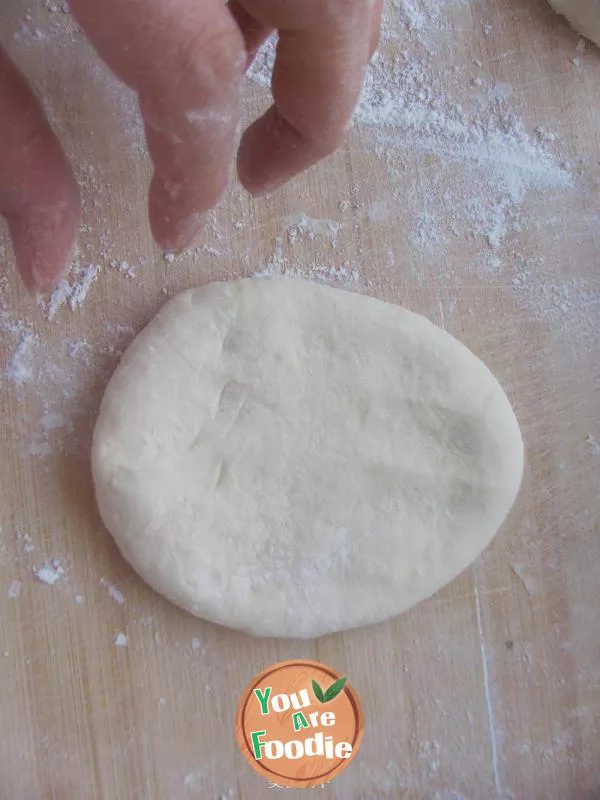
<box><xmin>236</xmin><ymin>0</ymin><xmax>375</xmax><ymax>196</ymax></box>
<box><xmin>69</xmin><ymin>0</ymin><xmax>246</xmax><ymax>251</ymax></box>
<box><xmin>0</xmin><ymin>47</ymin><xmax>79</xmax><ymax>295</ymax></box>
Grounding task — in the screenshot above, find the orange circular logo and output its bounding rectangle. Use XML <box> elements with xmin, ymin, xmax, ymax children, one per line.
<box><xmin>236</xmin><ymin>659</ymin><xmax>363</xmax><ymax>789</ymax></box>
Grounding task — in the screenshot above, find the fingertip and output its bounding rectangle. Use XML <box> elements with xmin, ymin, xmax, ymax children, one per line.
<box><xmin>236</xmin><ymin>113</ymin><xmax>287</xmax><ymax>197</ymax></box>
<box><xmin>149</xmin><ymin>211</ymin><xmax>206</xmax><ymax>253</ymax></box>
<box><xmin>237</xmin><ymin>105</ymin><xmax>339</xmax><ymax>197</ymax></box>
<box><xmin>148</xmin><ymin>174</ymin><xmax>206</xmax><ymax>252</ymax></box>
<box><xmin>9</xmin><ymin>189</ymin><xmax>79</xmax><ymax>296</ymax></box>
<box><xmin>236</xmin><ymin>146</ymin><xmax>270</xmax><ymax>197</ymax></box>
<box><xmin>370</xmin><ymin>0</ymin><xmax>384</xmax><ymax>57</ymax></box>
<box><xmin>0</xmin><ymin>46</ymin><xmax>80</xmax><ymax>296</ymax></box>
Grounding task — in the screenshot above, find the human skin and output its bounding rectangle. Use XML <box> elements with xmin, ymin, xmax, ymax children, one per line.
<box><xmin>0</xmin><ymin>0</ymin><xmax>382</xmax><ymax>295</ymax></box>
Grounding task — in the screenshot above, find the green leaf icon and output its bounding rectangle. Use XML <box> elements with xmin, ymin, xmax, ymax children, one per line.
<box><xmin>323</xmin><ymin>676</ymin><xmax>348</xmax><ymax>702</ymax></box>
<box><xmin>312</xmin><ymin>676</ymin><xmax>348</xmax><ymax>703</ymax></box>
<box><xmin>312</xmin><ymin>679</ymin><xmax>325</xmax><ymax>703</ymax></box>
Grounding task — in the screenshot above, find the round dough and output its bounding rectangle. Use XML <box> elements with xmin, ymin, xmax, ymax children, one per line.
<box><xmin>547</xmin><ymin>0</ymin><xmax>600</xmax><ymax>48</ymax></box>
<box><xmin>92</xmin><ymin>278</ymin><xmax>523</xmax><ymax>638</ymax></box>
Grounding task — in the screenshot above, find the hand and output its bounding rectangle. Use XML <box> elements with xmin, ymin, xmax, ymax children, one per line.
<box><xmin>0</xmin><ymin>0</ymin><xmax>382</xmax><ymax>295</ymax></box>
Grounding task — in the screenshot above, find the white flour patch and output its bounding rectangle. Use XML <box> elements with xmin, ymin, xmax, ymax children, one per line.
<box><xmin>41</xmin><ymin>0</ymin><xmax>70</xmax><ymax>14</ymax></box>
<box><xmin>34</xmin><ymin>561</ymin><xmax>64</xmax><ymax>586</ymax></box>
<box><xmin>353</xmin><ymin>49</ymin><xmax>571</xmax><ymax>254</ymax></box>
<box><xmin>17</xmin><ymin>531</ymin><xmax>34</xmax><ymax>554</ymax></box>
<box><xmin>42</xmin><ymin>412</ymin><xmax>67</xmax><ymax>431</ymax></box>
<box><xmin>195</xmin><ymin>244</ymin><xmax>222</xmax><ymax>258</ymax></box>
<box><xmin>509</xmin><ymin>562</ymin><xmax>539</xmax><ymax>597</ymax></box>
<box><xmin>283</xmin><ymin>213</ymin><xmax>342</xmax><ymax>246</ymax></box>
<box><xmin>100</xmin><ymin>577</ymin><xmax>125</xmax><ymax>605</ymax></box>
<box><xmin>586</xmin><ymin>434</ymin><xmax>600</xmax><ymax>456</ymax></box>
<box><xmin>109</xmin><ymin>259</ymin><xmax>136</xmax><ymax>279</ymax></box>
<box><xmin>183</xmin><ymin>773</ymin><xmax>199</xmax><ymax>790</ymax></box>
<box><xmin>246</xmin><ymin>35</ymin><xmax>277</xmax><ymax>87</ymax></box>
<box><xmin>0</xmin><ymin>270</ymin><xmax>137</xmax><ymax>461</ymax></box>
<box><xmin>247</xmin><ymin>4</ymin><xmax>574</xmax><ymax>267</ymax></box>
<box><xmin>508</xmin><ymin>255</ymin><xmax>600</xmax><ymax>356</ymax></box>
<box><xmin>44</xmin><ymin>263</ymin><xmax>100</xmax><ymax>319</ymax></box>
<box><xmin>245</xmin><ymin>2</ymin><xmax>597</xmax><ymax>380</ymax></box>
<box><xmin>8</xmin><ymin>580</ymin><xmax>22</xmax><ymax>599</ymax></box>
<box><xmin>253</xmin><ymin>236</ymin><xmax>360</xmax><ymax>288</ymax></box>
<box><xmin>386</xmin><ymin>0</ymin><xmax>469</xmax><ymax>45</ymax></box>
<box><xmin>114</xmin><ymin>632</ymin><xmax>128</xmax><ymax>647</ymax></box>
<box><xmin>28</xmin><ymin>439</ymin><xmax>53</xmax><ymax>458</ymax></box>
<box><xmin>286</xmin><ymin>262</ymin><xmax>360</xmax><ymax>287</ymax></box>
<box><xmin>365</xmin><ymin>201</ymin><xmax>392</xmax><ymax>222</ymax></box>
<box><xmin>1</xmin><ymin>297</ymin><xmax>35</xmax><ymax>386</ymax></box>
<box><xmin>3</xmin><ymin>329</ymin><xmax>35</xmax><ymax>386</ymax></box>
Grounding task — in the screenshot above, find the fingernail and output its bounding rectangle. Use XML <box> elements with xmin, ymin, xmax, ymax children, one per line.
<box><xmin>20</xmin><ymin>268</ymin><xmax>45</xmax><ymax>302</ymax></box>
<box><xmin>25</xmin><ymin>283</ymin><xmax>45</xmax><ymax>304</ymax></box>
<box><xmin>174</xmin><ymin>219</ymin><xmax>205</xmax><ymax>252</ymax></box>
<box><xmin>155</xmin><ymin>213</ymin><xmax>206</xmax><ymax>254</ymax></box>
<box><xmin>30</xmin><ymin>266</ymin><xmax>55</xmax><ymax>297</ymax></box>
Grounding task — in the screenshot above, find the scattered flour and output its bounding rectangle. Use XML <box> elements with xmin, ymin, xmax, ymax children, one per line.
<box><xmin>283</xmin><ymin>213</ymin><xmax>342</xmax><ymax>246</ymax></box>
<box><xmin>194</xmin><ymin>244</ymin><xmax>222</xmax><ymax>258</ymax></box>
<box><xmin>242</xmin><ymin>4</ymin><xmax>597</xmax><ymax>378</ymax></box>
<box><xmin>109</xmin><ymin>259</ymin><xmax>136</xmax><ymax>279</ymax></box>
<box><xmin>41</xmin><ymin>0</ymin><xmax>70</xmax><ymax>13</ymax></box>
<box><xmin>509</xmin><ymin>562</ymin><xmax>539</xmax><ymax>597</ymax></box>
<box><xmin>100</xmin><ymin>577</ymin><xmax>125</xmax><ymax>605</ymax></box>
<box><xmin>8</xmin><ymin>580</ymin><xmax>22</xmax><ymax>599</ymax></box>
<box><xmin>28</xmin><ymin>440</ymin><xmax>53</xmax><ymax>457</ymax></box>
<box><xmin>253</xmin><ymin>236</ymin><xmax>360</xmax><ymax>288</ymax></box>
<box><xmin>587</xmin><ymin>434</ymin><xmax>600</xmax><ymax>456</ymax></box>
<box><xmin>34</xmin><ymin>561</ymin><xmax>64</xmax><ymax>585</ymax></box>
<box><xmin>246</xmin><ymin>34</ymin><xmax>277</xmax><ymax>87</ymax></box>
<box><xmin>42</xmin><ymin>412</ymin><xmax>67</xmax><ymax>431</ymax></box>
<box><xmin>353</xmin><ymin>47</ymin><xmax>571</xmax><ymax>252</ymax></box>
<box><xmin>183</xmin><ymin>773</ymin><xmax>199</xmax><ymax>790</ymax></box>
<box><xmin>248</xmin><ymin>8</ymin><xmax>572</xmax><ymax>257</ymax></box>
<box><xmin>0</xmin><ymin>269</ymin><xmax>137</xmax><ymax>460</ymax></box>
<box><xmin>387</xmin><ymin>0</ymin><xmax>469</xmax><ymax>44</ymax></box>
<box><xmin>17</xmin><ymin>532</ymin><xmax>34</xmax><ymax>554</ymax></box>
<box><xmin>3</xmin><ymin>330</ymin><xmax>35</xmax><ymax>386</ymax></box>
<box><xmin>287</xmin><ymin>262</ymin><xmax>360</xmax><ymax>286</ymax></box>
<box><xmin>44</xmin><ymin>264</ymin><xmax>100</xmax><ymax>319</ymax></box>
<box><xmin>114</xmin><ymin>632</ymin><xmax>128</xmax><ymax>647</ymax></box>
<box><xmin>509</xmin><ymin>256</ymin><xmax>599</xmax><ymax>354</ymax></box>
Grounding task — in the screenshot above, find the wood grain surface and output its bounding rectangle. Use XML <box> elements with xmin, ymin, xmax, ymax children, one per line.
<box><xmin>1</xmin><ymin>0</ymin><xmax>599</xmax><ymax>798</ymax></box>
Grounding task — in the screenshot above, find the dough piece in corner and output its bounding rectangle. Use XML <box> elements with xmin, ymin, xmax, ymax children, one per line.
<box><xmin>92</xmin><ymin>278</ymin><xmax>524</xmax><ymax>638</ymax></box>
<box><xmin>547</xmin><ymin>0</ymin><xmax>600</xmax><ymax>49</ymax></box>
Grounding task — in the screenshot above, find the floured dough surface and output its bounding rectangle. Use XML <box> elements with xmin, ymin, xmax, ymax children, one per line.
<box><xmin>548</xmin><ymin>0</ymin><xmax>600</xmax><ymax>48</ymax></box>
<box><xmin>92</xmin><ymin>278</ymin><xmax>523</xmax><ymax>638</ymax></box>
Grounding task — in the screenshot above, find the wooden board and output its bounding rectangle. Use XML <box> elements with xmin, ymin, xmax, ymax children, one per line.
<box><xmin>1</xmin><ymin>0</ymin><xmax>599</xmax><ymax>797</ymax></box>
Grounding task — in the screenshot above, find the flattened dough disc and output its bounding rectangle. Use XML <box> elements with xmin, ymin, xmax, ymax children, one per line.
<box><xmin>547</xmin><ymin>0</ymin><xmax>600</xmax><ymax>48</ymax></box>
<box><xmin>92</xmin><ymin>278</ymin><xmax>523</xmax><ymax>638</ymax></box>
